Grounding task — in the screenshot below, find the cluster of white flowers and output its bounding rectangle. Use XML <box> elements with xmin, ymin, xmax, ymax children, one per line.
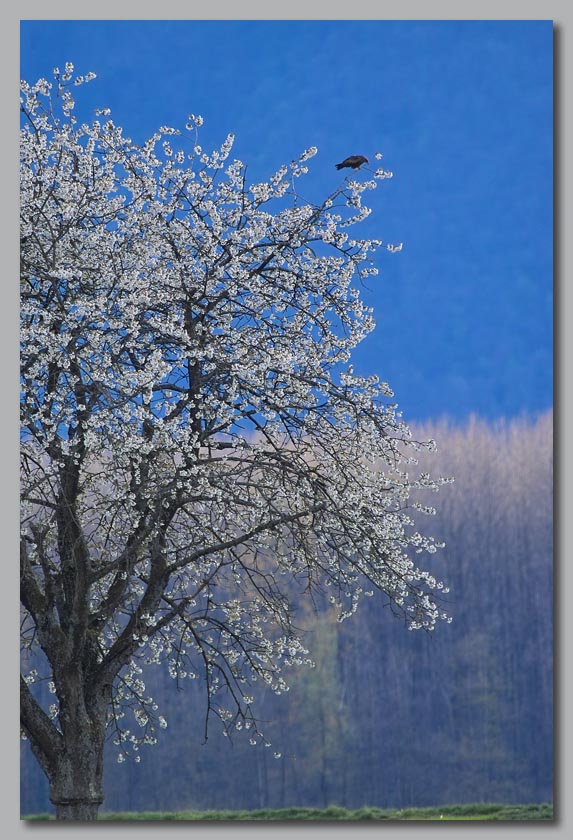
<box><xmin>20</xmin><ymin>67</ymin><xmax>451</xmax><ymax>760</ymax></box>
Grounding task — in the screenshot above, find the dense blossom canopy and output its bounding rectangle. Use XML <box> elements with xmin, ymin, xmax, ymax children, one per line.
<box><xmin>20</xmin><ymin>66</ymin><xmax>450</xmax><ymax>763</ymax></box>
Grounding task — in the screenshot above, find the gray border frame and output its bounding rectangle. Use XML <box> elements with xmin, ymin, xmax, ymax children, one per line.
<box><xmin>8</xmin><ymin>3</ymin><xmax>568</xmax><ymax>837</ymax></box>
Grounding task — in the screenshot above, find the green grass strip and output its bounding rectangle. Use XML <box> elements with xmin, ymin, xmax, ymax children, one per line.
<box><xmin>23</xmin><ymin>803</ymin><xmax>553</xmax><ymax>821</ymax></box>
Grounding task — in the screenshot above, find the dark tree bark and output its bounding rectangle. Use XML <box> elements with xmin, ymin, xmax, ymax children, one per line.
<box><xmin>21</xmin><ymin>645</ymin><xmax>111</xmax><ymax>820</ymax></box>
<box><xmin>48</xmin><ymin>686</ymin><xmax>108</xmax><ymax>820</ymax></box>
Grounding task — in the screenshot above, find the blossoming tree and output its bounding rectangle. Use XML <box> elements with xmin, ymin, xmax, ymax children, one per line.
<box><xmin>20</xmin><ymin>66</ymin><xmax>449</xmax><ymax>820</ymax></box>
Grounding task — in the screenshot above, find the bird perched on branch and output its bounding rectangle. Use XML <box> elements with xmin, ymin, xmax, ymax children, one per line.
<box><xmin>335</xmin><ymin>155</ymin><xmax>369</xmax><ymax>170</ymax></box>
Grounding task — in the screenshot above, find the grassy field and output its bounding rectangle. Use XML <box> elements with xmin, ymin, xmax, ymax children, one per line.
<box><xmin>23</xmin><ymin>803</ymin><xmax>553</xmax><ymax>821</ymax></box>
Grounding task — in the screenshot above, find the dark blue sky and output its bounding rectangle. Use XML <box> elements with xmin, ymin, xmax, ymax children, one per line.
<box><xmin>20</xmin><ymin>20</ymin><xmax>553</xmax><ymax>422</ymax></box>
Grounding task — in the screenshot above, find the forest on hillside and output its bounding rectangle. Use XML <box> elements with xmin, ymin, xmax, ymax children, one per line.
<box><xmin>21</xmin><ymin>411</ymin><xmax>553</xmax><ymax>815</ymax></box>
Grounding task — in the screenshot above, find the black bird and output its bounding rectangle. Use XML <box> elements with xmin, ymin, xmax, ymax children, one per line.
<box><xmin>335</xmin><ymin>155</ymin><xmax>369</xmax><ymax>170</ymax></box>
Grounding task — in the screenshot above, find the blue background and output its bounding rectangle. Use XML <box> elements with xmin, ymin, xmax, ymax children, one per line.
<box><xmin>20</xmin><ymin>19</ymin><xmax>553</xmax><ymax>421</ymax></box>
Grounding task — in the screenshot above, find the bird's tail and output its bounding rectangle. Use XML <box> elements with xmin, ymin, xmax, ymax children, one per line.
<box><xmin>335</xmin><ymin>163</ymin><xmax>344</xmax><ymax>170</ymax></box>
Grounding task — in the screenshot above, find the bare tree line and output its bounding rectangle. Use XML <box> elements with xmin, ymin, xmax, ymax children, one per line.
<box><xmin>21</xmin><ymin>410</ymin><xmax>553</xmax><ymax>813</ymax></box>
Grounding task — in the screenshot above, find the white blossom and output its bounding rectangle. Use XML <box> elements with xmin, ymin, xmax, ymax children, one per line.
<box><xmin>20</xmin><ymin>66</ymin><xmax>450</xmax><ymax>766</ymax></box>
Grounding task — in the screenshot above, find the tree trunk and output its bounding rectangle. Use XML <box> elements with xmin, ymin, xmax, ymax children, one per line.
<box><xmin>21</xmin><ymin>670</ymin><xmax>108</xmax><ymax>821</ymax></box>
<box><xmin>48</xmin><ymin>680</ymin><xmax>108</xmax><ymax>822</ymax></box>
<box><xmin>54</xmin><ymin>798</ymin><xmax>102</xmax><ymax>821</ymax></box>
<box><xmin>49</xmin><ymin>733</ymin><xmax>105</xmax><ymax>821</ymax></box>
